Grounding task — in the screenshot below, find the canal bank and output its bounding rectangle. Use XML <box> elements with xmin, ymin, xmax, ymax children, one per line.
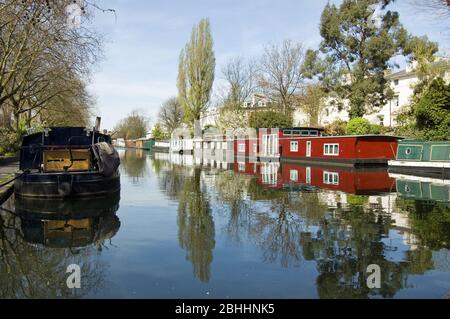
<box><xmin>0</xmin><ymin>156</ymin><xmax>19</xmax><ymax>204</ymax></box>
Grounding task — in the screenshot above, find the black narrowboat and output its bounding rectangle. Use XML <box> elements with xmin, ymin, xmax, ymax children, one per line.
<box><xmin>14</xmin><ymin>127</ymin><xmax>121</xmax><ymax>198</ymax></box>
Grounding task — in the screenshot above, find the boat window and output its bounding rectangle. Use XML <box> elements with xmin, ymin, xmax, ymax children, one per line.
<box><xmin>405</xmin><ymin>148</ymin><xmax>412</xmax><ymax>155</ymax></box>
<box><xmin>283</xmin><ymin>130</ymin><xmax>292</xmax><ymax>135</ymax></box>
<box><xmin>324</xmin><ymin>143</ymin><xmax>339</xmax><ymax>156</ymax></box>
<box><xmin>309</xmin><ymin>131</ymin><xmax>318</xmax><ymax>136</ymax></box>
<box><xmin>301</xmin><ymin>130</ymin><xmax>309</xmax><ymax>136</ymax></box>
<box><xmin>292</xmin><ymin>130</ymin><xmax>300</xmax><ymax>136</ymax></box>
<box><xmin>290</xmin><ymin>141</ymin><xmax>299</xmax><ymax>152</ymax></box>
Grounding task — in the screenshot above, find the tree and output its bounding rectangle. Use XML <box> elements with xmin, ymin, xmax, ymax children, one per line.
<box><xmin>151</xmin><ymin>122</ymin><xmax>169</xmax><ymax>140</ymax></box>
<box><xmin>0</xmin><ymin>0</ymin><xmax>104</xmax><ymax>152</ymax></box>
<box><xmin>324</xmin><ymin>119</ymin><xmax>348</xmax><ymax>136</ymax></box>
<box><xmin>297</xmin><ymin>84</ymin><xmax>327</xmax><ymax>126</ymax></box>
<box><xmin>258</xmin><ymin>40</ymin><xmax>305</xmax><ymax>115</ymax></box>
<box><xmin>158</xmin><ymin>97</ymin><xmax>184</xmax><ymax>134</ymax></box>
<box><xmin>249</xmin><ymin>111</ymin><xmax>292</xmax><ymax>129</ymax></box>
<box><xmin>177</xmin><ymin>18</ymin><xmax>215</xmax><ymax>127</ymax></box>
<box><xmin>216</xmin><ymin>107</ymin><xmax>249</xmax><ymax>132</ymax></box>
<box><xmin>346</xmin><ymin>117</ymin><xmax>372</xmax><ymax>135</ymax></box>
<box><xmin>318</xmin><ymin>0</ymin><xmax>438</xmax><ymax>118</ymax></box>
<box><xmin>414</xmin><ymin>78</ymin><xmax>450</xmax><ymax>141</ymax></box>
<box><xmin>221</xmin><ymin>56</ymin><xmax>256</xmax><ymax>109</ymax></box>
<box><xmin>113</xmin><ymin>110</ymin><xmax>149</xmax><ymax>140</ymax></box>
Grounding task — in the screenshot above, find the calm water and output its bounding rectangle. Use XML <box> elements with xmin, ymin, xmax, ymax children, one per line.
<box><xmin>0</xmin><ymin>149</ymin><xmax>449</xmax><ymax>299</ymax></box>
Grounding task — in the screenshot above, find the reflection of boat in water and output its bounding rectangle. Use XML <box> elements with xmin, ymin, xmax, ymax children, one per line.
<box><xmin>234</xmin><ymin>161</ymin><xmax>396</xmax><ymax>195</ymax></box>
<box><xmin>389</xmin><ymin>173</ymin><xmax>450</xmax><ymax>204</ymax></box>
<box><xmin>15</xmin><ymin>193</ymin><xmax>121</xmax><ymax>248</ymax></box>
<box><xmin>15</xmin><ymin>127</ymin><xmax>120</xmax><ymax>198</ymax></box>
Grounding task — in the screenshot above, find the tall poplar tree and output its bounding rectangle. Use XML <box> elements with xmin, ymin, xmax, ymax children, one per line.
<box><xmin>177</xmin><ymin>18</ymin><xmax>215</xmax><ymax>127</ymax></box>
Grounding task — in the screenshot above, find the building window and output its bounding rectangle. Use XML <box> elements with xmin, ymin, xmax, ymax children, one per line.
<box><xmin>238</xmin><ymin>143</ymin><xmax>245</xmax><ymax>152</ymax></box>
<box><xmin>323</xmin><ymin>171</ymin><xmax>339</xmax><ymax>185</ymax></box>
<box><xmin>290</xmin><ymin>170</ymin><xmax>298</xmax><ymax>182</ymax></box>
<box><xmin>394</xmin><ymin>79</ymin><xmax>399</xmax><ymax>86</ymax></box>
<box><xmin>253</xmin><ymin>143</ymin><xmax>257</xmax><ymax>154</ymax></box>
<box><xmin>378</xmin><ymin>115</ymin><xmax>384</xmax><ymax>126</ymax></box>
<box><xmin>238</xmin><ymin>162</ymin><xmax>245</xmax><ymax>172</ymax></box>
<box><xmin>290</xmin><ymin>141</ymin><xmax>299</xmax><ymax>152</ymax></box>
<box><xmin>324</xmin><ymin>144</ymin><xmax>339</xmax><ymax>156</ymax></box>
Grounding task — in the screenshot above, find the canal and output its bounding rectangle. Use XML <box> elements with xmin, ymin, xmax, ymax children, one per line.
<box><xmin>0</xmin><ymin>149</ymin><xmax>449</xmax><ymax>298</ymax></box>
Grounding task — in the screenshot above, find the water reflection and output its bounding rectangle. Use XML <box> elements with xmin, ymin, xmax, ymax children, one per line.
<box><xmin>156</xmin><ymin>153</ymin><xmax>449</xmax><ymax>297</ymax></box>
<box><xmin>0</xmin><ymin>194</ymin><xmax>121</xmax><ymax>298</ymax></box>
<box><xmin>177</xmin><ymin>168</ymin><xmax>215</xmax><ymax>283</ymax></box>
<box><xmin>120</xmin><ymin>149</ymin><xmax>148</xmax><ymax>183</ymax></box>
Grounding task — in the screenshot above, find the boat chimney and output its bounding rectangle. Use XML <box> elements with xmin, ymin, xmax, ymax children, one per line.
<box><xmin>95</xmin><ymin>117</ymin><xmax>101</xmax><ymax>132</ymax></box>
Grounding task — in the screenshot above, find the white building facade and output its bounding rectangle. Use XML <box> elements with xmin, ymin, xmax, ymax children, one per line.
<box><xmin>294</xmin><ymin>61</ymin><xmax>450</xmax><ymax>128</ymax></box>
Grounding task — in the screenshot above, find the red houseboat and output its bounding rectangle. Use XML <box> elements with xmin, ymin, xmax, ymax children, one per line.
<box><xmin>256</xmin><ymin>127</ymin><xmax>400</xmax><ymax>166</ymax></box>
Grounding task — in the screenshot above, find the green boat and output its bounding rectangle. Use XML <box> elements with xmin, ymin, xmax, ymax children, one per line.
<box><xmin>388</xmin><ymin>140</ymin><xmax>450</xmax><ymax>179</ymax></box>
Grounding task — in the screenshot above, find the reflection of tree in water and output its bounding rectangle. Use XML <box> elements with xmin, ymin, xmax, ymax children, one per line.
<box><xmin>157</xmin><ymin>164</ymin><xmax>188</xmax><ymax>201</ymax></box>
<box><xmin>177</xmin><ymin>168</ymin><xmax>215</xmax><ymax>283</ymax></box>
<box><xmin>120</xmin><ymin>149</ymin><xmax>147</xmax><ymax>182</ymax></box>
<box><xmin>214</xmin><ymin>171</ymin><xmax>254</xmax><ymax>244</ymax></box>
<box><xmin>250</xmin><ymin>190</ymin><xmax>328</xmax><ymax>268</ymax></box>
<box><xmin>0</xmin><ymin>197</ymin><xmax>119</xmax><ymax>298</ymax></box>
<box><xmin>307</xmin><ymin>205</ymin><xmax>437</xmax><ymax>299</ymax></box>
<box><xmin>213</xmin><ymin>171</ymin><xmax>447</xmax><ymax>297</ymax></box>
<box><xmin>215</xmin><ymin>173</ymin><xmax>329</xmax><ymax>268</ymax></box>
<box><xmin>396</xmin><ymin>199</ymin><xmax>450</xmax><ymax>250</ymax></box>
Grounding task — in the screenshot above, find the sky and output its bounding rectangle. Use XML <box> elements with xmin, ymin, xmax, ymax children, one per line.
<box><xmin>86</xmin><ymin>0</ymin><xmax>449</xmax><ymax>130</ymax></box>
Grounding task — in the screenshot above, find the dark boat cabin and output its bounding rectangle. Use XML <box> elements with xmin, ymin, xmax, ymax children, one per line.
<box><xmin>20</xmin><ymin>127</ymin><xmax>112</xmax><ymax>173</ymax></box>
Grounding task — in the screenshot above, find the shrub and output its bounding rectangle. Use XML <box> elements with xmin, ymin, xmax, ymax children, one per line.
<box><xmin>346</xmin><ymin>117</ymin><xmax>371</xmax><ymax>135</ymax></box>
<box><xmin>414</xmin><ymin>77</ymin><xmax>450</xmax><ymax>141</ymax></box>
<box><xmin>249</xmin><ymin>111</ymin><xmax>292</xmax><ymax>128</ymax></box>
<box><xmin>324</xmin><ymin>119</ymin><xmax>347</xmax><ymax>136</ymax></box>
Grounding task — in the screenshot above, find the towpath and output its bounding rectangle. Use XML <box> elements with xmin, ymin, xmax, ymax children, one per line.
<box><xmin>0</xmin><ymin>159</ymin><xmax>19</xmax><ymax>205</ymax></box>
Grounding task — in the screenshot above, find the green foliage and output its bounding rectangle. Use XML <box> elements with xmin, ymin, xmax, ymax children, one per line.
<box><xmin>324</xmin><ymin>119</ymin><xmax>347</xmax><ymax>136</ymax></box>
<box><xmin>414</xmin><ymin>78</ymin><xmax>450</xmax><ymax>140</ymax></box>
<box><xmin>0</xmin><ymin>119</ymin><xmax>28</xmax><ymax>156</ymax></box>
<box><xmin>249</xmin><ymin>111</ymin><xmax>292</xmax><ymax>129</ymax></box>
<box><xmin>151</xmin><ymin>123</ymin><xmax>169</xmax><ymax>141</ymax></box>
<box><xmin>347</xmin><ymin>195</ymin><xmax>369</xmax><ymax>206</ymax></box>
<box><xmin>346</xmin><ymin>117</ymin><xmax>372</xmax><ymax>135</ymax></box>
<box><xmin>177</xmin><ymin>18</ymin><xmax>215</xmax><ymax>126</ymax></box>
<box><xmin>318</xmin><ymin>0</ymin><xmax>438</xmax><ymax>118</ymax></box>
<box><xmin>370</xmin><ymin>124</ymin><xmax>387</xmax><ymax>135</ymax></box>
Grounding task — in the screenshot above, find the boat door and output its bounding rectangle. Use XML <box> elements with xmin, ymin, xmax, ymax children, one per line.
<box><xmin>262</xmin><ymin>134</ymin><xmax>278</xmax><ymax>157</ymax></box>
<box><xmin>306</xmin><ymin>141</ymin><xmax>312</xmax><ymax>157</ymax></box>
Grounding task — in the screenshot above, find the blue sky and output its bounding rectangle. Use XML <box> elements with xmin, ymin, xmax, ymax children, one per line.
<box><xmin>87</xmin><ymin>0</ymin><xmax>449</xmax><ymax>130</ymax></box>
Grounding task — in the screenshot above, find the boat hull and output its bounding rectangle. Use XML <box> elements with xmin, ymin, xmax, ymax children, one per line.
<box><xmin>388</xmin><ymin>160</ymin><xmax>450</xmax><ymax>179</ymax></box>
<box><xmin>14</xmin><ymin>171</ymin><xmax>120</xmax><ymax>198</ymax></box>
